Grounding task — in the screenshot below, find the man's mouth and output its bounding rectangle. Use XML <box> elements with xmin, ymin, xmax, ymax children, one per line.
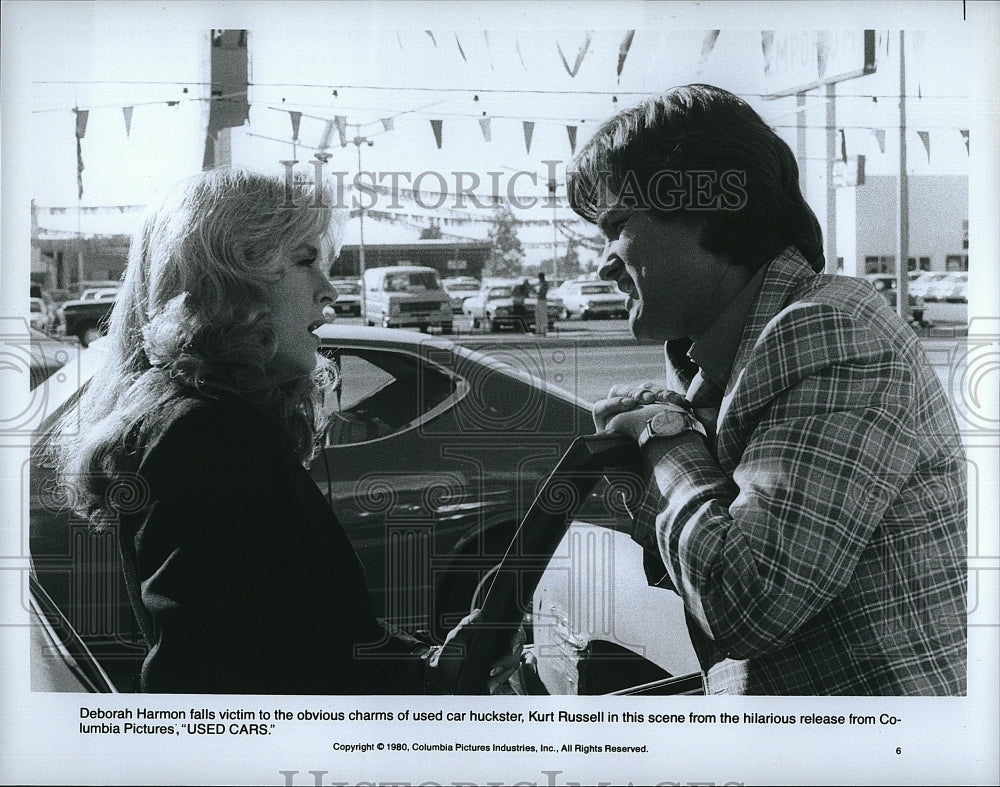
<box><xmin>616</xmin><ymin>275</ymin><xmax>636</xmax><ymax>300</ymax></box>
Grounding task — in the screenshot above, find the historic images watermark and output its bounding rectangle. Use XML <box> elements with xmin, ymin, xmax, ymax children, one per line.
<box><xmin>276</xmin><ymin>157</ymin><xmax>749</xmax><ymax>214</ymax></box>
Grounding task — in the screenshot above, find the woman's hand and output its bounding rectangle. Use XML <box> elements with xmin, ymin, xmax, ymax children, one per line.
<box><xmin>424</xmin><ymin>610</ymin><xmax>527</xmax><ymax>694</ymax></box>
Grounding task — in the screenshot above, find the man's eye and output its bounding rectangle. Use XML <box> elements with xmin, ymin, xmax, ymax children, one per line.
<box><xmin>599</xmin><ymin>211</ymin><xmax>630</xmax><ymax>239</ymax></box>
<box><xmin>298</xmin><ymin>256</ymin><xmax>317</xmax><ymax>267</ymax></box>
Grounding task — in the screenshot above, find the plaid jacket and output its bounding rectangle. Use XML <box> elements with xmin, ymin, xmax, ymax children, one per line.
<box><xmin>647</xmin><ymin>248</ymin><xmax>967</xmax><ymax>695</ymax></box>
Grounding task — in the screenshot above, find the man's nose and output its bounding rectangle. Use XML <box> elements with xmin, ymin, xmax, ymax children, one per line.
<box><xmin>597</xmin><ymin>242</ymin><xmax>618</xmax><ymax>281</ymax></box>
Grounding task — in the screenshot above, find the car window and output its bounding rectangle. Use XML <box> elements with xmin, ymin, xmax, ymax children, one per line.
<box><xmin>321</xmin><ymin>347</ymin><xmax>459</xmax><ymax>445</ymax></box>
<box><xmin>580</xmin><ymin>284</ymin><xmax>613</xmax><ymax>295</ymax></box>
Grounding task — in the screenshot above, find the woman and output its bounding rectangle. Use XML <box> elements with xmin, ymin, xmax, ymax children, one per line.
<box><xmin>49</xmin><ymin>169</ymin><xmax>435</xmax><ymax>694</ymax></box>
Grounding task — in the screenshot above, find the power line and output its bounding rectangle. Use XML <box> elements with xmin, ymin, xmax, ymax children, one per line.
<box><xmin>32</xmin><ymin>79</ymin><xmax>969</xmax><ymax>101</ymax></box>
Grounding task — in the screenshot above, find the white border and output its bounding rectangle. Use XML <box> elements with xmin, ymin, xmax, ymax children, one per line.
<box><xmin>3</xmin><ymin>2</ymin><xmax>997</xmax><ymax>785</ymax></box>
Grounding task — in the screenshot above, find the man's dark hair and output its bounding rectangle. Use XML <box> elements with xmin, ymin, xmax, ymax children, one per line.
<box><xmin>566</xmin><ymin>84</ymin><xmax>824</xmax><ymax>272</ymax></box>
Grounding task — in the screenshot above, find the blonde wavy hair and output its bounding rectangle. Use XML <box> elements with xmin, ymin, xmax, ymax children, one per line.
<box><xmin>48</xmin><ymin>168</ymin><xmax>342</xmax><ymax>525</ymax></box>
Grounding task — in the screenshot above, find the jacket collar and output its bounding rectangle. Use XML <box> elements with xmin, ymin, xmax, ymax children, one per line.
<box><xmin>727</xmin><ymin>247</ymin><xmax>818</xmax><ymax>394</ymax></box>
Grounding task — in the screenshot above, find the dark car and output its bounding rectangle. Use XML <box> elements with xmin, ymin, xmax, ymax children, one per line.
<box><xmin>28</xmin><ymin>325</ymin><xmax>593</xmax><ymax>690</ymax></box>
<box><xmin>329</xmin><ymin>278</ymin><xmax>362</xmax><ymax>316</ymax></box>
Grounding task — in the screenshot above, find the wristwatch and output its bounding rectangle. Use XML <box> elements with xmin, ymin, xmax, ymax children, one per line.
<box><xmin>637</xmin><ymin>406</ymin><xmax>706</xmax><ymax>448</ymax></box>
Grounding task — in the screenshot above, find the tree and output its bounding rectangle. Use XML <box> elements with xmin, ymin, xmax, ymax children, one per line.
<box><xmin>419</xmin><ymin>223</ymin><xmax>443</xmax><ymax>240</ymax></box>
<box><xmin>486</xmin><ymin>205</ymin><xmax>524</xmax><ymax>278</ymax></box>
<box><xmin>562</xmin><ymin>239</ymin><xmax>584</xmax><ymax>279</ymax></box>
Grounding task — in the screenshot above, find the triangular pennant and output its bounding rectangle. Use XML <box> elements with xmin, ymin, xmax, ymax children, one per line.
<box><xmin>74</xmin><ymin>108</ymin><xmax>89</xmax><ymax>139</ymax></box>
<box><xmin>617</xmin><ymin>30</ymin><xmax>635</xmax><ymax>82</ymax></box>
<box><xmin>840</xmin><ymin>129</ymin><xmax>848</xmax><ymax>163</ymax></box>
<box><xmin>917</xmin><ymin>131</ymin><xmax>930</xmax><ymax>162</ymax></box>
<box><xmin>960</xmin><ymin>129</ymin><xmax>969</xmax><ymax>154</ymax></box>
<box><xmin>73</xmin><ymin>108</ymin><xmax>88</xmax><ymax>199</ymax></box>
<box><xmin>289</xmin><ymin>110</ymin><xmax>302</xmax><ymax>141</ymax></box>
<box><xmin>334</xmin><ymin>115</ymin><xmax>348</xmax><ymax>147</ymax></box>
<box><xmin>515</xmin><ymin>36</ymin><xmax>528</xmax><ymax>71</ymax></box>
<box><xmin>483</xmin><ymin>31</ymin><xmax>495</xmax><ymax>71</ymax></box>
<box><xmin>430</xmin><ymin>119</ymin><xmax>443</xmax><ymax>149</ymax></box>
<box><xmin>523</xmin><ymin>121</ymin><xmax>535</xmax><ymax>154</ymax></box>
<box><xmin>873</xmin><ymin>128</ymin><xmax>886</xmax><ymax>154</ymax></box>
<box><xmin>761</xmin><ymin>31</ymin><xmax>774</xmax><ymax>77</ymax></box>
<box><xmin>816</xmin><ymin>31</ymin><xmax>831</xmax><ymax>78</ymax></box>
<box><xmin>566</xmin><ymin>125</ymin><xmax>578</xmax><ymax>154</ymax></box>
<box><xmin>699</xmin><ymin>30</ymin><xmax>721</xmax><ymax>70</ymax></box>
<box><xmin>425</xmin><ymin>30</ymin><xmax>437</xmax><ymax>47</ymax></box>
<box><xmin>318</xmin><ymin>120</ymin><xmax>336</xmax><ymax>150</ymax></box>
<box><xmin>122</xmin><ymin>106</ymin><xmax>134</xmax><ymax>137</ymax></box>
<box><xmin>381</xmin><ymin>117</ymin><xmax>394</xmax><ymax>132</ymax></box>
<box><xmin>454</xmin><ymin>33</ymin><xmax>467</xmax><ymax>62</ymax></box>
<box><xmin>556</xmin><ymin>31</ymin><xmax>593</xmax><ymax>78</ymax></box>
<box><xmin>479</xmin><ymin>117</ymin><xmax>492</xmax><ymax>142</ymax></box>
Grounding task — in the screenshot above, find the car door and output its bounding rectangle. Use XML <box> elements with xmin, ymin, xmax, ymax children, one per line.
<box><xmin>313</xmin><ymin>342</ymin><xmax>587</xmax><ymax>638</ymax></box>
<box><xmin>445</xmin><ymin>434</ymin><xmax>703</xmax><ymax>695</ymax></box>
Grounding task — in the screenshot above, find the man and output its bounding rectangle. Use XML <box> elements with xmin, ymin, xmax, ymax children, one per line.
<box><xmin>534</xmin><ymin>271</ymin><xmax>549</xmax><ymax>336</ymax></box>
<box><xmin>511</xmin><ymin>278</ymin><xmax>529</xmax><ymax>332</ymax></box>
<box><xmin>567</xmin><ymin>84</ymin><xmax>966</xmax><ymax>695</ymax></box>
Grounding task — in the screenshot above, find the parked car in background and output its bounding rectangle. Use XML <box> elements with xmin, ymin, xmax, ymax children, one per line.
<box><xmin>924</xmin><ymin>271</ymin><xmax>968</xmax><ymax>303</ymax></box>
<box><xmin>864</xmin><ymin>274</ymin><xmax>931</xmax><ymax>328</ymax></box>
<box><xmin>442</xmin><ymin>276</ymin><xmax>482</xmax><ymax>314</ymax></box>
<box><xmin>329</xmin><ymin>277</ymin><xmax>362</xmax><ymax>316</ymax></box>
<box><xmin>362</xmin><ymin>265</ymin><xmax>453</xmax><ymax>332</ymax></box>
<box><xmin>908</xmin><ymin>271</ymin><xmax>950</xmax><ymax>300</ymax></box>
<box><xmin>550</xmin><ymin>280</ymin><xmax>629</xmax><ymax>320</ymax></box>
<box><xmin>30</xmin><ymin>298</ymin><xmax>55</xmax><ymax>333</ymax></box>
<box><xmin>462</xmin><ymin>280</ymin><xmax>561</xmax><ymax>332</ymax></box>
<box><xmin>56</xmin><ymin>291</ymin><xmax>117</xmax><ymax>346</ymax></box>
<box><xmin>28</xmin><ymin>325</ymin><xmax>594</xmax><ymax>690</ymax></box>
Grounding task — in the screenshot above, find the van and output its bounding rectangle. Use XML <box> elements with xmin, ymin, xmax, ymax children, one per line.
<box><xmin>362</xmin><ymin>265</ymin><xmax>453</xmax><ymax>332</ymax></box>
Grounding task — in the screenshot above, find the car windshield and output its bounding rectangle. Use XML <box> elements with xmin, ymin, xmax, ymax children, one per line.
<box><xmin>384</xmin><ymin>272</ymin><xmax>440</xmax><ymax>292</ymax></box>
<box><xmin>580</xmin><ymin>284</ymin><xmax>614</xmax><ymax>294</ymax></box>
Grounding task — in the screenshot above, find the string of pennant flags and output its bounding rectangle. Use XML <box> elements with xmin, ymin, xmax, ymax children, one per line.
<box><xmin>58</xmin><ymin>26</ymin><xmax>971</xmax><ymax>198</ymax></box>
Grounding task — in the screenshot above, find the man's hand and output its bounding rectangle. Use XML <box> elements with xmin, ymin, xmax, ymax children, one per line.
<box><xmin>594</xmin><ymin>382</ymin><xmax>691</xmax><ymax>437</ymax></box>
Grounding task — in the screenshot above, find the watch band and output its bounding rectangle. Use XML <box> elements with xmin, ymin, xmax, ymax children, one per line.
<box><xmin>637</xmin><ymin>405</ymin><xmax>706</xmax><ymax>448</ymax></box>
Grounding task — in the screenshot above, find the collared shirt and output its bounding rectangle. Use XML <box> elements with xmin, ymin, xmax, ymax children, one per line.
<box><xmin>687</xmin><ymin>262</ymin><xmax>769</xmax><ymax>393</ymax></box>
<box><xmin>645</xmin><ymin>247</ymin><xmax>967</xmax><ymax>695</ymax></box>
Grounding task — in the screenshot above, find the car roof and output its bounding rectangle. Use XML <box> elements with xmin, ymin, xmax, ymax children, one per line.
<box><xmin>314</xmin><ymin>324</ymin><xmax>587</xmax><ymax>409</ymax></box>
<box><xmin>365</xmin><ymin>265</ymin><xmax>438</xmax><ymax>275</ymax></box>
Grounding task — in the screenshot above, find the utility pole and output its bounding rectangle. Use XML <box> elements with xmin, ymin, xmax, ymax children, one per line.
<box><xmin>547</xmin><ymin>179</ymin><xmax>558</xmax><ymax>279</ymax></box>
<box><xmin>896</xmin><ymin>30</ymin><xmax>910</xmax><ymax>321</ymax></box>
<box><xmin>349</xmin><ymin>132</ymin><xmax>375</xmax><ymax>279</ymax></box>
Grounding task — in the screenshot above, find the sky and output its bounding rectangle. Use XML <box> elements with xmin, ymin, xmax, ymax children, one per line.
<box><xmin>20</xmin><ymin>3</ymin><xmax>976</xmax><ymax>266</ymax></box>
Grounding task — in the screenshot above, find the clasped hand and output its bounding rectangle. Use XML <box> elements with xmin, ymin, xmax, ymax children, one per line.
<box><xmin>593</xmin><ymin>382</ymin><xmax>692</xmax><ymax>439</ymax></box>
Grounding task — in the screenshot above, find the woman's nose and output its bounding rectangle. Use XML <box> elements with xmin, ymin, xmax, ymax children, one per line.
<box><xmin>318</xmin><ymin>276</ymin><xmax>337</xmax><ymax>306</ymax></box>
